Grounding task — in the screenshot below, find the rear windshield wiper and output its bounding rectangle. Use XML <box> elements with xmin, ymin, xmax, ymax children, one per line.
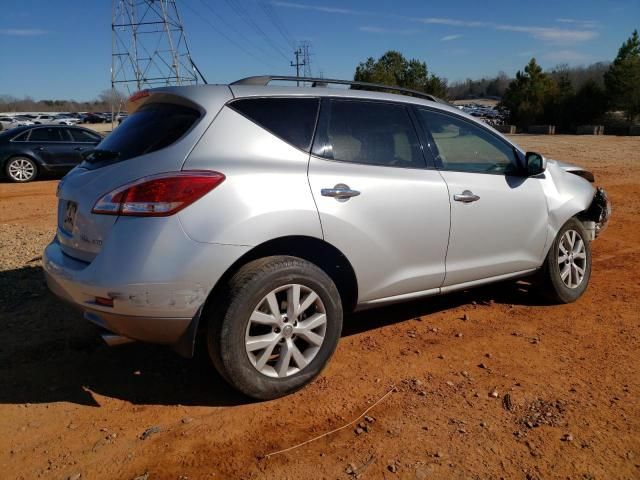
<box><xmin>82</xmin><ymin>149</ymin><xmax>121</xmax><ymax>163</ymax></box>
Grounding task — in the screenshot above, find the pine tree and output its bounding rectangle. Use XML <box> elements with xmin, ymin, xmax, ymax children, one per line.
<box><xmin>354</xmin><ymin>51</ymin><xmax>448</xmax><ymax>98</ymax></box>
<box><xmin>604</xmin><ymin>30</ymin><xmax>640</xmax><ymax>122</ymax></box>
<box><xmin>500</xmin><ymin>58</ymin><xmax>555</xmax><ymax>127</ymax></box>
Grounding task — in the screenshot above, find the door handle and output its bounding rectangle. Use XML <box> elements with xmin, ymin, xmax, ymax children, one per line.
<box><xmin>454</xmin><ymin>190</ymin><xmax>480</xmax><ymax>203</ymax></box>
<box><xmin>35</xmin><ymin>146</ymin><xmax>45</xmax><ymax>151</ymax></box>
<box><xmin>321</xmin><ymin>183</ymin><xmax>361</xmax><ymax>201</ymax></box>
<box><xmin>73</xmin><ymin>147</ymin><xmax>84</xmax><ymax>151</ymax></box>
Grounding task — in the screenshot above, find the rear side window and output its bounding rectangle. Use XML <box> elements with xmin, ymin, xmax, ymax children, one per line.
<box><xmin>95</xmin><ymin>102</ymin><xmax>200</xmax><ymax>161</ymax></box>
<box><xmin>11</xmin><ymin>131</ymin><xmax>30</xmax><ymax>142</ymax></box>
<box><xmin>29</xmin><ymin>128</ymin><xmax>63</xmax><ymax>142</ymax></box>
<box><xmin>229</xmin><ymin>97</ymin><xmax>319</xmax><ymax>152</ymax></box>
<box><xmin>312</xmin><ymin>99</ymin><xmax>423</xmax><ymax>168</ymax></box>
<box><xmin>68</xmin><ymin>129</ymin><xmax>101</xmax><ymax>143</ymax></box>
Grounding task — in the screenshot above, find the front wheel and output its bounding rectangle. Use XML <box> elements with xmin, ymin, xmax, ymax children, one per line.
<box><xmin>539</xmin><ymin>218</ymin><xmax>592</xmax><ymax>303</ymax></box>
<box><xmin>207</xmin><ymin>256</ymin><xmax>343</xmax><ymax>400</ymax></box>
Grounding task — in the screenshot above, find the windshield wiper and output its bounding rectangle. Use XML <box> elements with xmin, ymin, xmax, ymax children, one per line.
<box><xmin>82</xmin><ymin>149</ymin><xmax>121</xmax><ymax>163</ymax></box>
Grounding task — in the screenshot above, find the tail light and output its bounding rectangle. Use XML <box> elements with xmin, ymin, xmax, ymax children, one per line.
<box><xmin>92</xmin><ymin>171</ymin><xmax>225</xmax><ymax>216</ymax></box>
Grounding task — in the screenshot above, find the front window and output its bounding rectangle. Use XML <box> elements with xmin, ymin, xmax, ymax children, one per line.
<box><xmin>417</xmin><ymin>108</ymin><xmax>517</xmax><ymax>174</ymax></box>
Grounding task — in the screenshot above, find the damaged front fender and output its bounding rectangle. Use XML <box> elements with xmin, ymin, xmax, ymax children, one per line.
<box><xmin>579</xmin><ymin>187</ymin><xmax>612</xmax><ymax>240</ymax></box>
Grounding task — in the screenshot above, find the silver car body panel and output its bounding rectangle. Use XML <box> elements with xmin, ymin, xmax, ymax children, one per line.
<box><xmin>439</xmin><ymin>170</ymin><xmax>549</xmax><ymax>286</ymax></box>
<box><xmin>180</xmin><ymin>106</ymin><xmax>322</xmax><ymax>244</ymax></box>
<box><xmin>43</xmin><ymin>82</ymin><xmax>606</xmax><ymax>352</ymax></box>
<box><xmin>308</xmin><ymin>157</ymin><xmax>450</xmax><ymax>302</ymax></box>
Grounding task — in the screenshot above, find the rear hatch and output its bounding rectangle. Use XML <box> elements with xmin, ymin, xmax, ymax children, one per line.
<box><xmin>56</xmin><ymin>85</ymin><xmax>232</xmax><ymax>262</ymax></box>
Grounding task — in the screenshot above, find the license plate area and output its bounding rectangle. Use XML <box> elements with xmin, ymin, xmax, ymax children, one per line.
<box><xmin>61</xmin><ymin>200</ymin><xmax>78</xmax><ymax>235</ymax></box>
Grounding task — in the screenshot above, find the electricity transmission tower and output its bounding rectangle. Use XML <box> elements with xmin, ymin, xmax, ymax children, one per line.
<box><xmin>111</xmin><ymin>0</ymin><xmax>205</xmax><ymax>115</ymax></box>
<box><xmin>300</xmin><ymin>41</ymin><xmax>312</xmax><ymax>78</ymax></box>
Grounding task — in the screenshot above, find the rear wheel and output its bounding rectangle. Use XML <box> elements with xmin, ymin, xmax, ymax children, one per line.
<box><xmin>207</xmin><ymin>256</ymin><xmax>343</xmax><ymax>400</ymax></box>
<box><xmin>6</xmin><ymin>157</ymin><xmax>37</xmax><ymax>182</ymax></box>
<box><xmin>539</xmin><ymin>218</ymin><xmax>591</xmax><ymax>303</ymax></box>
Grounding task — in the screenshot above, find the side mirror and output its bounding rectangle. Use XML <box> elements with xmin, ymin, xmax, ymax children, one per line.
<box><xmin>525</xmin><ymin>151</ymin><xmax>546</xmax><ymax>176</ymax></box>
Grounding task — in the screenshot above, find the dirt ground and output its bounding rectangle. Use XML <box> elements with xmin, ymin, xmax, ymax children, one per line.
<box><xmin>0</xmin><ymin>135</ymin><xmax>639</xmax><ymax>480</ymax></box>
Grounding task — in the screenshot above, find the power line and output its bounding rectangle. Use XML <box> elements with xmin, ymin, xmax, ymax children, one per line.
<box><xmin>196</xmin><ymin>0</ymin><xmax>275</xmax><ymax>60</ymax></box>
<box><xmin>258</xmin><ymin>0</ymin><xmax>297</xmax><ymax>50</ymax></box>
<box><xmin>223</xmin><ymin>0</ymin><xmax>290</xmax><ymax>61</ymax></box>
<box><xmin>180</xmin><ymin>0</ymin><xmax>279</xmax><ymax>69</ymax></box>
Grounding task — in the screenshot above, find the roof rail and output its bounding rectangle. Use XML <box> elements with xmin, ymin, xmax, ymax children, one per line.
<box><xmin>230</xmin><ymin>75</ymin><xmax>449</xmax><ymax>104</ymax></box>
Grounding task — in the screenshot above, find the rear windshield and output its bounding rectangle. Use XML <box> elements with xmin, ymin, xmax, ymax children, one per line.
<box><xmin>90</xmin><ymin>102</ymin><xmax>200</xmax><ymax>162</ymax></box>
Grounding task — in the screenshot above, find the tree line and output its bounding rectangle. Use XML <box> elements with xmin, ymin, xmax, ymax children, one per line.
<box><xmin>352</xmin><ymin>30</ymin><xmax>640</xmax><ymax>130</ymax></box>
<box><xmin>0</xmin><ymin>89</ymin><xmax>127</xmax><ymax>113</ymax></box>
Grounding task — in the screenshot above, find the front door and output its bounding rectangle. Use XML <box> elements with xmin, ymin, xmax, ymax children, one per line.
<box><xmin>308</xmin><ymin>98</ymin><xmax>451</xmax><ymax>304</ymax></box>
<box><xmin>415</xmin><ymin>107</ymin><xmax>549</xmax><ymax>287</ymax></box>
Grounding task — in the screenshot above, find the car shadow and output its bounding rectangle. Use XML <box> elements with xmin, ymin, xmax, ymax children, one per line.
<box><xmin>0</xmin><ymin>265</ymin><xmax>551</xmax><ymax>408</ymax></box>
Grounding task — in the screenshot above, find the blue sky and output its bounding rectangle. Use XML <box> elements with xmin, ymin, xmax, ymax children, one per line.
<box><xmin>0</xmin><ymin>0</ymin><xmax>638</xmax><ymax>101</ymax></box>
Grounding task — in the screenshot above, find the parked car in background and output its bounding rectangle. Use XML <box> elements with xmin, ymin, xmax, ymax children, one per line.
<box><xmin>53</xmin><ymin>114</ymin><xmax>80</xmax><ymax>126</ymax></box>
<box><xmin>80</xmin><ymin>113</ymin><xmax>107</xmax><ymax>124</ymax></box>
<box><xmin>43</xmin><ymin>77</ymin><xmax>611</xmax><ymax>400</ymax></box>
<box><xmin>1</xmin><ymin>125</ymin><xmax>102</xmax><ymax>182</ymax></box>
<box><xmin>0</xmin><ymin>116</ymin><xmax>35</xmax><ymax>129</ymax></box>
<box><xmin>32</xmin><ymin>114</ymin><xmax>57</xmax><ymax>124</ymax></box>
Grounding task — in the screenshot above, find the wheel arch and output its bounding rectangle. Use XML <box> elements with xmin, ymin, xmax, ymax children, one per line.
<box><xmin>174</xmin><ymin>235</ymin><xmax>359</xmax><ymax>358</ymax></box>
<box><xmin>208</xmin><ymin>235</ymin><xmax>358</xmax><ymax>314</ymax></box>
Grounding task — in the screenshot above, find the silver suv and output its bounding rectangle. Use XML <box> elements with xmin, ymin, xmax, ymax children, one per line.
<box><xmin>44</xmin><ymin>76</ymin><xmax>611</xmax><ymax>399</ymax></box>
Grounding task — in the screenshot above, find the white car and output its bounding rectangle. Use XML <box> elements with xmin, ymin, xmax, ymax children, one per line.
<box><xmin>53</xmin><ymin>117</ymin><xmax>80</xmax><ymax>126</ymax></box>
<box><xmin>32</xmin><ymin>114</ymin><xmax>56</xmax><ymax>124</ymax></box>
<box><xmin>0</xmin><ymin>116</ymin><xmax>34</xmax><ymax>129</ymax></box>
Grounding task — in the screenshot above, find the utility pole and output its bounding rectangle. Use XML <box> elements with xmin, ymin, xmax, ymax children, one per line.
<box><xmin>290</xmin><ymin>47</ymin><xmax>306</xmax><ymax>86</ymax></box>
<box><xmin>111</xmin><ymin>0</ymin><xmax>204</xmax><ymax>125</ymax></box>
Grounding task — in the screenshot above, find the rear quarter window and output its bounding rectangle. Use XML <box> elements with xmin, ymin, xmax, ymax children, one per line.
<box><xmin>95</xmin><ymin>102</ymin><xmax>200</xmax><ymax>161</ymax></box>
<box><xmin>229</xmin><ymin>97</ymin><xmax>320</xmax><ymax>152</ymax></box>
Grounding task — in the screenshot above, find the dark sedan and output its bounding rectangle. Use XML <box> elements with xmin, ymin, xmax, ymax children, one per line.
<box><xmin>1</xmin><ymin>125</ymin><xmax>102</xmax><ymax>182</ymax></box>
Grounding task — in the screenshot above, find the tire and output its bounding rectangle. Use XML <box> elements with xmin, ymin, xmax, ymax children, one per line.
<box><xmin>539</xmin><ymin>218</ymin><xmax>592</xmax><ymax>303</ymax></box>
<box><xmin>5</xmin><ymin>157</ymin><xmax>38</xmax><ymax>183</ymax></box>
<box><xmin>207</xmin><ymin>256</ymin><xmax>343</xmax><ymax>400</ymax></box>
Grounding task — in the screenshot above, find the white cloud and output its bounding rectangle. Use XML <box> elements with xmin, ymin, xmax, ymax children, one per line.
<box><xmin>555</xmin><ymin>18</ymin><xmax>599</xmax><ymax>28</ymax></box>
<box><xmin>441</xmin><ymin>34</ymin><xmax>463</xmax><ymax>41</ymax></box>
<box><xmin>360</xmin><ymin>25</ymin><xmax>420</xmax><ymax>35</ymax></box>
<box><xmin>271</xmin><ymin>1</ymin><xmax>361</xmax><ymax>15</ymax></box>
<box><xmin>420</xmin><ymin>18</ymin><xmax>489</xmax><ymax>27</ymax></box>
<box><xmin>0</xmin><ymin>28</ymin><xmax>47</xmax><ymax>36</ymax></box>
<box><xmin>272</xmin><ymin>3</ymin><xmax>600</xmax><ymax>45</ymax></box>
<box><xmin>495</xmin><ymin>25</ymin><xmax>598</xmax><ymax>43</ymax></box>
<box><xmin>542</xmin><ymin>49</ymin><xmax>590</xmax><ymax>63</ymax></box>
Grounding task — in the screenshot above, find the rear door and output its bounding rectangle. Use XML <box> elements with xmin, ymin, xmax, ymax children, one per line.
<box><xmin>308</xmin><ymin>98</ymin><xmax>451</xmax><ymax>304</ymax></box>
<box><xmin>415</xmin><ymin>107</ymin><xmax>548</xmax><ymax>287</ymax></box>
<box><xmin>27</xmin><ymin>127</ymin><xmax>76</xmax><ymax>167</ymax></box>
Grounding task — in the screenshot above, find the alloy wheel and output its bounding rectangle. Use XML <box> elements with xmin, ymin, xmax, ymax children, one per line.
<box><xmin>558</xmin><ymin>229</ymin><xmax>587</xmax><ymax>289</ymax></box>
<box><xmin>7</xmin><ymin>158</ymin><xmax>36</xmax><ymax>182</ymax></box>
<box><xmin>245</xmin><ymin>284</ymin><xmax>327</xmax><ymax>378</ymax></box>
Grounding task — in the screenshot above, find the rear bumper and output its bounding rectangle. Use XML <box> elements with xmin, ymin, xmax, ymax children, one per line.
<box><xmin>43</xmin><ymin>228</ymin><xmax>251</xmax><ymax>346</ymax></box>
<box><xmin>43</xmin><ymin>240</ymin><xmax>193</xmax><ymax>344</ymax></box>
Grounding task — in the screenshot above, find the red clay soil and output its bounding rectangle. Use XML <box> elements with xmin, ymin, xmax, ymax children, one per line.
<box><xmin>0</xmin><ymin>135</ymin><xmax>638</xmax><ymax>479</ymax></box>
